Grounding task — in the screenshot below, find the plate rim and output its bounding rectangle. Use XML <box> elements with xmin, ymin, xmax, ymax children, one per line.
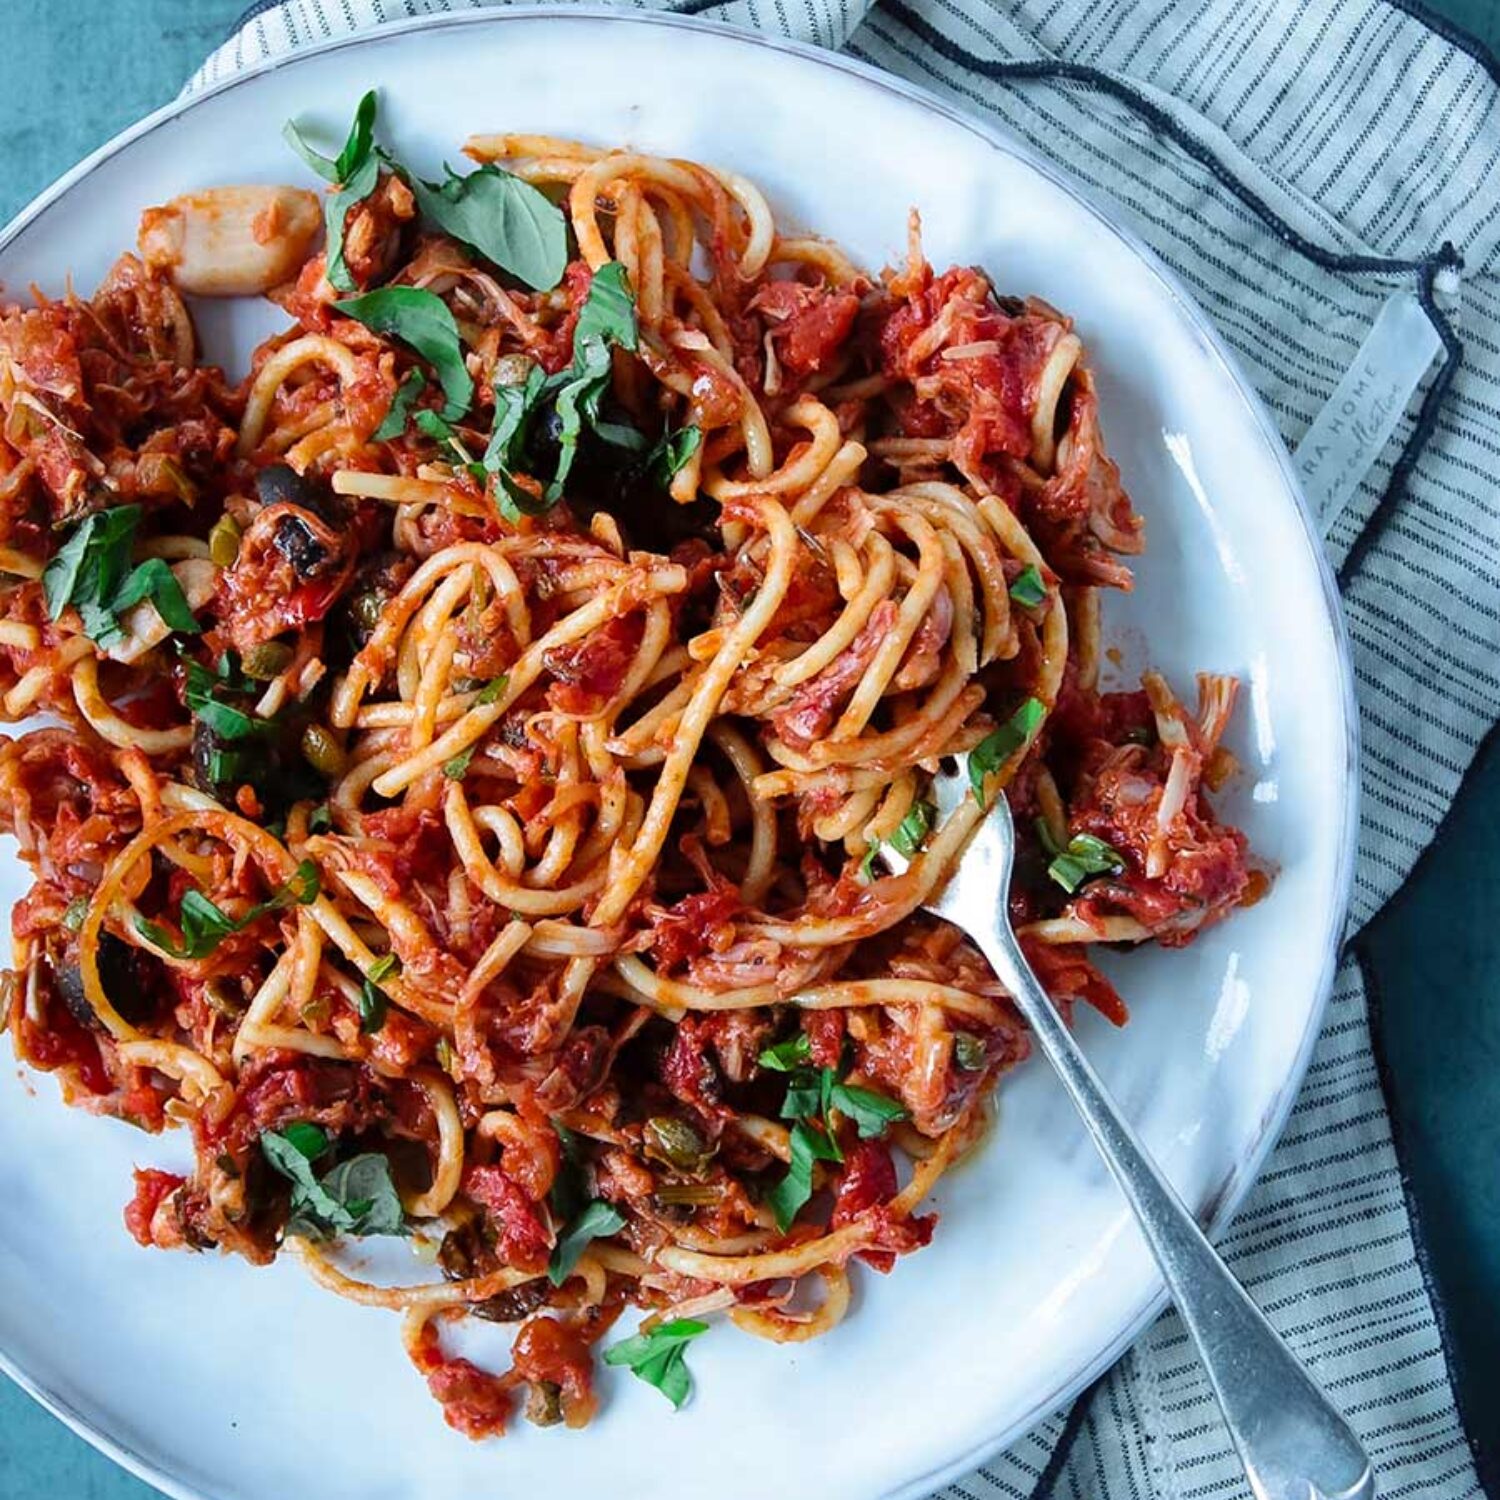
<box><xmin>0</xmin><ymin>8</ymin><xmax>1362</xmax><ymax>1498</ymax></box>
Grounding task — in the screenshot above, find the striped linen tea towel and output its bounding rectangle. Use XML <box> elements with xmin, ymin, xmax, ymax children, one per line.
<box><xmin>194</xmin><ymin>3</ymin><xmax>1500</xmax><ymax>1496</ymax></box>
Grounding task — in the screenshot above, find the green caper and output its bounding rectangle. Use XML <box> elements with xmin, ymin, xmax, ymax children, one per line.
<box><xmin>203</xmin><ymin>979</ymin><xmax>247</xmax><ymax>1020</ymax></box>
<box><xmin>525</xmin><ymin>1381</ymin><xmax>564</xmax><ymax>1428</ymax></box>
<box><xmin>241</xmin><ymin>641</ymin><xmax>294</xmax><ymax>681</ymax></box>
<box><xmin>208</xmin><ymin>514</ymin><xmax>242</xmax><ymax>568</ymax></box>
<box><xmin>492</xmin><ymin>352</ymin><xmax>536</xmax><ymax>389</ymax></box>
<box><xmin>300</xmin><ymin>724</ymin><xmax>348</xmax><ymax>779</ymax></box>
<box><xmin>953</xmin><ymin>1032</ymin><xmax>987</xmax><ymax>1072</ymax></box>
<box><xmin>642</xmin><ymin>1115</ymin><xmax>712</xmax><ymax>1175</ymax></box>
<box><xmin>351</xmin><ymin>590</ymin><xmax>385</xmax><ymax>635</ymax></box>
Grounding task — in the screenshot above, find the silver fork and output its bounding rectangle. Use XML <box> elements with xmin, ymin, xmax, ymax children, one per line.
<box><xmin>877</xmin><ymin>755</ymin><xmax>1374</xmax><ymax>1500</ymax></box>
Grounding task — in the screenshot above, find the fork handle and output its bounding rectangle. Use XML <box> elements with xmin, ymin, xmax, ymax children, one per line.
<box><xmin>971</xmin><ymin>920</ymin><xmax>1373</xmax><ymax>1500</ymax></box>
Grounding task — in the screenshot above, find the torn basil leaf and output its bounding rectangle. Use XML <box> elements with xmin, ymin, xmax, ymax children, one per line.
<box><xmin>262</xmin><ymin>1124</ymin><xmax>405</xmax><ymax>1239</ymax></box>
<box><xmin>283</xmin><ymin>90</ymin><xmax>381</xmax><ymax>294</ymax></box>
<box><xmin>333</xmin><ymin>286</ymin><xmax>474</xmax><ymax>420</ymax></box>
<box><xmin>373</xmin><ymin>368</ymin><xmax>427</xmax><ymax>441</ymax></box>
<box><xmin>43</xmin><ymin>506</ymin><xmax>199</xmax><ymax>649</ymax></box>
<box><xmin>1046</xmin><ymin>832</ymin><xmax>1126</xmax><ymax>894</ymax></box>
<box><xmin>969</xmin><ymin>697</ymin><xmax>1046</xmax><ymax>805</ymax></box>
<box><xmin>645</xmin><ymin>424</ymin><xmax>701</xmax><ymax>489</ymax></box>
<box><xmin>359</xmin><ymin>952</ymin><xmax>399</xmax><ymax>1035</ymax></box>
<box><xmin>132</xmin><ymin>859</ymin><xmax>319</xmax><ymax>961</ymax></box>
<box><xmin>1009</xmin><ymin>564</ymin><xmax>1047</xmax><ymax>608</ymax></box>
<box><xmin>547</xmin><ymin>1199</ymin><xmax>625</xmax><ymax>1287</ymax></box>
<box><xmin>602</xmin><ymin>1318</ymin><xmax>708</xmax><ymax>1409</ymax></box>
<box><xmin>757</xmin><ymin>1033</ymin><xmax>812</xmax><ymax>1072</ymax></box>
<box><xmin>412</xmin><ymin>162</ymin><xmax>567</xmax><ymax>292</ymax></box>
<box><xmin>183</xmin><ymin>657</ymin><xmax>274</xmax><ymax>742</ymax></box>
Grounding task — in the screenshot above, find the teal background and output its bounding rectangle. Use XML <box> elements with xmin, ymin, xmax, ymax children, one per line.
<box><xmin>0</xmin><ymin>1</ymin><xmax>1494</xmax><ymax>1494</ymax></box>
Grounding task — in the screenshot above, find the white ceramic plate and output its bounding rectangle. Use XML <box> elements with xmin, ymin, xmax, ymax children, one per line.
<box><xmin>0</xmin><ymin>10</ymin><xmax>1358</xmax><ymax>1499</ymax></box>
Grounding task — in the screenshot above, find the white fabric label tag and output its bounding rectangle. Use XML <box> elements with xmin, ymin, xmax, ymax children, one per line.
<box><xmin>1292</xmin><ymin>290</ymin><xmax>1442</xmax><ymax>535</ymax></box>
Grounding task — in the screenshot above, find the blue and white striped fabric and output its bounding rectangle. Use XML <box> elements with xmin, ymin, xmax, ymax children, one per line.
<box><xmin>193</xmin><ymin>4</ymin><xmax>1498</xmax><ymax>1496</ymax></box>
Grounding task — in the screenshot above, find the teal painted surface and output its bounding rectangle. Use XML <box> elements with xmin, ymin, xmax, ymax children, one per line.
<box><xmin>0</xmin><ymin>2</ymin><xmax>1493</xmax><ymax>1495</ymax></box>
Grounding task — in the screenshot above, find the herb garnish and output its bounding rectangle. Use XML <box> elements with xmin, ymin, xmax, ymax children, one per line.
<box><xmin>373</xmin><ymin>368</ymin><xmax>427</xmax><ymax>441</ymax></box>
<box><xmin>133</xmin><ymin>860</ymin><xmax>319</xmax><ymax>961</ymax></box>
<box><xmin>1009</xmin><ymin>564</ymin><xmax>1047</xmax><ymax>608</ymax></box>
<box><xmin>541</xmin><ymin>1121</ymin><xmax>626</xmax><ymax>1284</ymax></box>
<box><xmin>411</xmin><ymin>163</ymin><xmax>568</xmax><ymax>293</ymax></box>
<box><xmin>1036</xmin><ymin>821</ymin><xmax>1125</xmax><ymax>894</ymax></box>
<box><xmin>359</xmin><ymin>952</ymin><xmax>399</xmax><ymax>1034</ymax></box>
<box><xmin>282</xmin><ymin>90</ymin><xmax>380</xmax><ymax>293</ymax></box>
<box><xmin>756</xmin><ymin>1038</ymin><xmax>908</xmax><ymax>1231</ymax></box>
<box><xmin>478</xmin><ymin>262</ymin><xmax>644</xmax><ymax>518</ymax></box>
<box><xmin>645</xmin><ymin>424</ymin><xmax>702</xmax><ymax>488</ymax></box>
<box><xmin>548</xmin><ymin>1199</ymin><xmax>626</xmax><ymax>1287</ymax></box>
<box><xmin>43</xmin><ymin>506</ymin><xmax>199</xmax><ymax>650</ymax></box>
<box><xmin>183</xmin><ymin>655</ymin><xmax>275</xmax><ymax>742</ymax></box>
<box><xmin>859</xmin><ymin>799</ymin><xmax>934</xmax><ymax>879</ymax></box>
<box><xmin>602</xmin><ymin>1318</ymin><xmax>709</xmax><ymax>1409</ymax></box>
<box><xmin>260</xmin><ymin>1122</ymin><xmax>405</xmax><ymax>1239</ymax></box>
<box><xmin>968</xmin><ymin>697</ymin><xmax>1046</xmax><ymax>805</ymax></box>
<box><xmin>333</xmin><ymin>287</ymin><xmax>474</xmax><ymax>420</ymax></box>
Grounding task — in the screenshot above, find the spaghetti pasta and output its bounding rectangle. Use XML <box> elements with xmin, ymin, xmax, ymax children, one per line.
<box><xmin>0</xmin><ymin>117</ymin><xmax>1256</xmax><ymax>1438</ymax></box>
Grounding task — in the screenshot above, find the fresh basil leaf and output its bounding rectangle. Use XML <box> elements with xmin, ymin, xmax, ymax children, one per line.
<box><xmin>548</xmin><ymin>1198</ymin><xmax>625</xmax><ymax>1287</ymax></box>
<box><xmin>766</xmin><ymin>1120</ymin><xmax>840</xmax><ymax>1233</ymax></box>
<box><xmin>442</xmin><ymin>745</ymin><xmax>476</xmax><ymax>780</ymax></box>
<box><xmin>373</xmin><ymin>368</ymin><xmax>426</xmax><ymax>441</ymax></box>
<box><xmin>282</xmin><ymin>89</ymin><xmax>376</xmax><ymax>185</ymax></box>
<box><xmin>357</xmin><ymin>953</ymin><xmax>398</xmax><ymax>1035</ymax></box>
<box><xmin>42</xmin><ymin>507</ymin><xmax>198</xmax><ymax>646</ymax></box>
<box><xmin>412</xmin><ymin>408</ymin><xmax>458</xmax><ymax>443</ymax></box>
<box><xmin>1046</xmin><ymin>832</ymin><xmax>1125</xmax><ymax>894</ymax></box>
<box><xmin>110</xmin><ymin>558</ymin><xmax>200</xmax><ymax>634</ymax></box>
<box><xmin>264</xmin><ymin>1127</ymin><xmax>405</xmax><ymax>1241</ymax></box>
<box><xmin>968</xmin><ymin>697</ymin><xmax>1046</xmax><ymax>805</ymax></box>
<box><xmin>545</xmin><ymin>338</ymin><xmax>613</xmax><ymax>503</ymax></box>
<box><xmin>757</xmin><ymin>1033</ymin><xmax>811</xmax><ymax>1072</ymax></box>
<box><xmin>412</xmin><ymin>163</ymin><xmax>567</xmax><ymax>292</ymax></box>
<box><xmin>645</xmin><ymin>425</ymin><xmax>701</xmax><ymax>489</ymax></box>
<box><xmin>334</xmin><ymin>287</ymin><xmax>474</xmax><ymax>420</ymax></box>
<box><xmin>42</xmin><ymin>511</ymin><xmax>119</xmax><ymax>621</ymax></box>
<box><xmin>133</xmin><ymin>859</ymin><xmax>320</xmax><ymax>960</ymax></box>
<box><xmin>548</xmin><ymin>1122</ymin><xmax>590</xmax><ymax>1230</ymax></box>
<box><xmin>829</xmin><ymin>1081</ymin><xmax>908</xmax><ymax>1139</ymax></box>
<box><xmin>284</xmin><ymin>91</ymin><xmax>382</xmax><ymax>293</ymax></box>
<box><xmin>573</xmin><ymin>262</ymin><xmax>638</xmax><ymax>352</ymax></box>
<box><xmin>262</xmin><ymin>1128</ymin><xmax>354</xmax><ymax>1238</ymax></box>
<box><xmin>183</xmin><ymin>658</ymin><xmax>273</xmax><ymax>742</ymax></box>
<box><xmin>279</xmin><ymin>1121</ymin><xmax>331</xmax><ymax>1160</ymax></box>
<box><xmin>484</xmin><ymin>363</ymin><xmax>545</xmax><ymax>469</ymax></box>
<box><xmin>476</xmin><ymin>265</ymin><xmax>642</xmax><ymax>515</ymax></box>
<box><xmin>318</xmin><ymin>1153</ymin><xmax>405</xmax><ymax>1235</ymax></box>
<box><xmin>323</xmin><ymin>151</ymin><xmax>381</xmax><ymax>294</ymax></box>
<box><xmin>889</xmin><ymin>800</ymin><xmax>934</xmax><ymax>859</ymax></box>
<box><xmin>1009</xmin><ymin>564</ymin><xmax>1047</xmax><ymax>608</ymax></box>
<box><xmin>779</xmin><ymin>1066</ymin><xmax>832</xmax><ymax>1126</ymax></box>
<box><xmin>475</xmin><ymin>674</ymin><xmax>509</xmax><ymax>705</ymax></box>
<box><xmin>334</xmin><ymin>91</ymin><xmax>378</xmax><ymax>183</ymax></box>
<box><xmin>602</xmin><ymin>1318</ymin><xmax>707</xmax><ymax>1410</ymax></box>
